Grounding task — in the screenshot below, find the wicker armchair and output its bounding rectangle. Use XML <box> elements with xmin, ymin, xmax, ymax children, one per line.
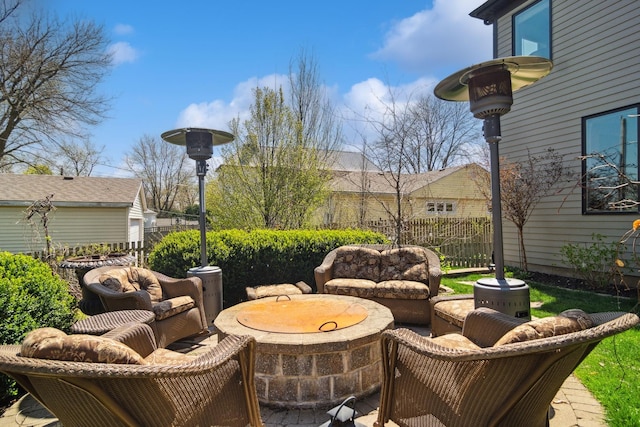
<box><xmin>375</xmin><ymin>308</ymin><xmax>640</xmax><ymax>427</ymax></box>
<box><xmin>83</xmin><ymin>266</ymin><xmax>208</xmax><ymax>347</ymax></box>
<box><xmin>0</xmin><ymin>323</ymin><xmax>263</xmax><ymax>427</ymax></box>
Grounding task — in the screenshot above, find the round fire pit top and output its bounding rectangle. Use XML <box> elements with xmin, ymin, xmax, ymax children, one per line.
<box><xmin>236</xmin><ymin>297</ymin><xmax>368</xmax><ymax>333</ymax></box>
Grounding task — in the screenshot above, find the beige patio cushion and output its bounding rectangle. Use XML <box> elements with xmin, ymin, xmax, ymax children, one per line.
<box><xmin>21</xmin><ymin>328</ymin><xmax>145</xmax><ymax>365</ymax></box>
<box><xmin>431</xmin><ymin>333</ymin><xmax>481</xmax><ymax>351</ymax></box>
<box><xmin>494</xmin><ymin>309</ymin><xmax>594</xmax><ymax>346</ymax></box>
<box><xmin>152</xmin><ymin>296</ymin><xmax>195</xmax><ymax>321</ymax></box>
<box><xmin>144</xmin><ymin>348</ymin><xmax>196</xmax><ymax>365</ymax></box>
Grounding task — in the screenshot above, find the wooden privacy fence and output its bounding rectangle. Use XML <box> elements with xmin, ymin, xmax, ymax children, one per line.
<box><xmin>326</xmin><ymin>217</ymin><xmax>493</xmax><ymax>269</ymax></box>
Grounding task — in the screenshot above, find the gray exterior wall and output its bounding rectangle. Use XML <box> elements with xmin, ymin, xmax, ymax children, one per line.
<box><xmin>487</xmin><ymin>0</ymin><xmax>640</xmax><ymax>275</ymax></box>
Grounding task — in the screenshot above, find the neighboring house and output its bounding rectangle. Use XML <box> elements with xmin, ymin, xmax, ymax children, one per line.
<box><xmin>317</xmin><ymin>163</ymin><xmax>490</xmax><ymax>225</ymax></box>
<box><xmin>469</xmin><ymin>1</ymin><xmax>640</xmax><ymax>275</ymax></box>
<box><xmin>0</xmin><ymin>174</ymin><xmax>146</xmax><ymax>254</ymax></box>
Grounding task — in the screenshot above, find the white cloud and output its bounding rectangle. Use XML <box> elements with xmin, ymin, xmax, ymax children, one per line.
<box><xmin>175</xmin><ymin>74</ymin><xmax>289</xmax><ymax>130</ymax></box>
<box><xmin>371</xmin><ymin>0</ymin><xmax>492</xmax><ymax>75</ymax></box>
<box><xmin>114</xmin><ymin>24</ymin><xmax>134</xmax><ymax>35</ymax></box>
<box><xmin>107</xmin><ymin>42</ymin><xmax>139</xmax><ymax>65</ymax></box>
<box><xmin>339</xmin><ymin>76</ymin><xmax>441</xmax><ymax>147</ymax></box>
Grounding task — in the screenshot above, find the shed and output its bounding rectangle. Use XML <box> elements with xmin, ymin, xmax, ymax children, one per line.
<box><xmin>0</xmin><ymin>174</ymin><xmax>146</xmax><ymax>254</ymax></box>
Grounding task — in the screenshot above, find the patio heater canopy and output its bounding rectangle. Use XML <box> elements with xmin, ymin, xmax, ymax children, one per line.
<box><xmin>161</xmin><ymin>127</ymin><xmax>234</xmax><ymax>161</ymax></box>
<box><xmin>434</xmin><ymin>56</ymin><xmax>553</xmax><ymax>103</ymax></box>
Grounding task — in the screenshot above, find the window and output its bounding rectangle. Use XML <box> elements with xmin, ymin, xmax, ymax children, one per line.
<box><xmin>426</xmin><ymin>201</ymin><xmax>456</xmax><ymax>215</ymax></box>
<box><xmin>513</xmin><ymin>0</ymin><xmax>551</xmax><ymax>58</ymax></box>
<box><xmin>583</xmin><ymin>105</ymin><xmax>639</xmax><ymax>213</ymax></box>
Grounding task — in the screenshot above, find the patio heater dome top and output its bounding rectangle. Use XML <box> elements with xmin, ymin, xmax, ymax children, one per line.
<box><xmin>433</xmin><ymin>56</ymin><xmax>553</xmax><ymax>103</ymax></box>
<box><xmin>161</xmin><ymin>127</ymin><xmax>234</xmax><ymax>147</ymax></box>
<box><xmin>161</xmin><ymin>127</ymin><xmax>234</xmax><ymax>162</ymax></box>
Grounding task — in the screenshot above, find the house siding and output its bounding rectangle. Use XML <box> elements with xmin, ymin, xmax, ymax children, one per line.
<box><xmin>0</xmin><ymin>207</ymin><xmax>130</xmax><ymax>254</ymax></box>
<box><xmin>488</xmin><ymin>0</ymin><xmax>640</xmax><ymax>274</ymax></box>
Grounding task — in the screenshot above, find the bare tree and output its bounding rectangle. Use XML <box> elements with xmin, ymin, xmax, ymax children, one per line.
<box><xmin>125</xmin><ymin>135</ymin><xmax>193</xmax><ymax>215</ymax></box>
<box><xmin>288</xmin><ymin>48</ymin><xmax>342</xmax><ymax>157</ymax></box>
<box><xmin>366</xmin><ymin>89</ymin><xmax>420</xmax><ymax>245</ymax></box>
<box><xmin>474</xmin><ymin>149</ymin><xmax>564</xmax><ymax>271</ymax></box>
<box><xmin>408</xmin><ymin>95</ymin><xmax>481</xmax><ymax>172</ymax></box>
<box><xmin>0</xmin><ymin>0</ymin><xmax>111</xmax><ymax>168</ymax></box>
<box><xmin>53</xmin><ymin>138</ymin><xmax>105</xmax><ymax>176</ymax></box>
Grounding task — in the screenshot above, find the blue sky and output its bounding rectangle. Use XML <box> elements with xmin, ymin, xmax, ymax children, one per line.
<box><xmin>44</xmin><ymin>0</ymin><xmax>492</xmax><ymax>176</ymax></box>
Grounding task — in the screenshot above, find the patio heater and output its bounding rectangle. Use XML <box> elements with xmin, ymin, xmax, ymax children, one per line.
<box><xmin>434</xmin><ymin>56</ymin><xmax>553</xmax><ymax>318</ymax></box>
<box><xmin>161</xmin><ymin>127</ymin><xmax>234</xmax><ymax>325</ymax></box>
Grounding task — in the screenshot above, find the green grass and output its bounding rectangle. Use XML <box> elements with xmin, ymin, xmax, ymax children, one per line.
<box><xmin>441</xmin><ymin>273</ymin><xmax>639</xmax><ymax>427</ymax></box>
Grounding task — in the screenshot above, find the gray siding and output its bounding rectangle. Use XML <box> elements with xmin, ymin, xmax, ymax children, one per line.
<box><xmin>491</xmin><ymin>0</ymin><xmax>640</xmax><ymax>274</ymax></box>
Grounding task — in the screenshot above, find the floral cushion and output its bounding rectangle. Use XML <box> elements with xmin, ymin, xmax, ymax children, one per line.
<box><xmin>332</xmin><ymin>246</ymin><xmax>381</xmax><ymax>281</ymax></box>
<box><xmin>21</xmin><ymin>328</ymin><xmax>145</xmax><ymax>365</ymax></box>
<box><xmin>434</xmin><ymin>299</ymin><xmax>476</xmax><ymax>327</ymax></box>
<box><xmin>325</xmin><ymin>278</ymin><xmax>429</xmax><ymax>300</ymax></box>
<box><xmin>374</xmin><ymin>280</ymin><xmax>429</xmax><ymax>299</ymax></box>
<box><xmin>99</xmin><ymin>267</ymin><xmax>163</xmax><ymax>303</ymax></box>
<box><xmin>494</xmin><ymin>309</ymin><xmax>594</xmax><ymax>346</ymax></box>
<box><xmin>152</xmin><ymin>296</ymin><xmax>195</xmax><ymax>321</ymax></box>
<box><xmin>380</xmin><ymin>247</ymin><xmax>429</xmax><ymax>282</ymax></box>
<box><xmin>324</xmin><ymin>278</ymin><xmax>378</xmax><ymax>298</ymax></box>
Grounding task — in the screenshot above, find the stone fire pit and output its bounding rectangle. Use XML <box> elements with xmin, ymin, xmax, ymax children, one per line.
<box><xmin>214</xmin><ymin>294</ymin><xmax>394</xmax><ymax>409</ymax></box>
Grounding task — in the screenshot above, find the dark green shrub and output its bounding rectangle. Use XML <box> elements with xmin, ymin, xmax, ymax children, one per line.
<box><xmin>148</xmin><ymin>229</ymin><xmax>387</xmax><ymax>306</ymax></box>
<box><xmin>0</xmin><ymin>252</ymin><xmax>77</xmax><ymax>403</ymax></box>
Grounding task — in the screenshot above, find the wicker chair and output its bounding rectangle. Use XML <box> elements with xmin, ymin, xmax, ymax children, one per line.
<box><xmin>83</xmin><ymin>266</ymin><xmax>208</xmax><ymax>347</ymax></box>
<box><xmin>375</xmin><ymin>308</ymin><xmax>640</xmax><ymax>427</ymax></box>
<box><xmin>0</xmin><ymin>322</ymin><xmax>263</xmax><ymax>427</ymax></box>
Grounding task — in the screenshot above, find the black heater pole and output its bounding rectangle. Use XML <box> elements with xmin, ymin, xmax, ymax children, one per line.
<box><xmin>196</xmin><ymin>159</ymin><xmax>208</xmax><ymax>268</ymax></box>
<box><xmin>483</xmin><ymin>114</ymin><xmax>505</xmax><ymax>280</ymax></box>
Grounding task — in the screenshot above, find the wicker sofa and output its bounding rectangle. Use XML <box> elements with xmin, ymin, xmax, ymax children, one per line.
<box><xmin>314</xmin><ymin>245</ymin><xmax>442</xmax><ymax>325</ymax></box>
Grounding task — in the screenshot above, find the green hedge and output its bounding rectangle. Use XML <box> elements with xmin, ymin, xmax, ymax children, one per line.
<box><xmin>148</xmin><ymin>229</ymin><xmax>387</xmax><ymax>306</ymax></box>
<box><xmin>0</xmin><ymin>252</ymin><xmax>77</xmax><ymax>403</ymax></box>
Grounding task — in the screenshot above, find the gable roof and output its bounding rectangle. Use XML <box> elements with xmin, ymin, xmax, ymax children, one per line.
<box><xmin>0</xmin><ymin>174</ymin><xmax>144</xmax><ymax>208</ymax></box>
<box><xmin>330</xmin><ymin>163</ymin><xmax>486</xmax><ymax>195</ymax></box>
<box><xmin>325</xmin><ymin>150</ymin><xmax>382</xmax><ymax>172</ymax></box>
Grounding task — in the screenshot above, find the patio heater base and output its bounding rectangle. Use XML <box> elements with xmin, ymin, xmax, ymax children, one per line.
<box><xmin>474</xmin><ymin>278</ymin><xmax>530</xmax><ymax>320</ymax></box>
<box><xmin>188</xmin><ymin>266</ymin><xmax>222</xmax><ymax>326</ymax></box>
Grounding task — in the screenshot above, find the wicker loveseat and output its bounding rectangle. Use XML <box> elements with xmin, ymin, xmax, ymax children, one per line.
<box><xmin>83</xmin><ymin>266</ymin><xmax>208</xmax><ymax>348</ymax></box>
<box><xmin>0</xmin><ymin>322</ymin><xmax>263</xmax><ymax>427</ymax></box>
<box><xmin>314</xmin><ymin>245</ymin><xmax>442</xmax><ymax>325</ymax></box>
<box><xmin>375</xmin><ymin>307</ymin><xmax>640</xmax><ymax>427</ymax></box>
